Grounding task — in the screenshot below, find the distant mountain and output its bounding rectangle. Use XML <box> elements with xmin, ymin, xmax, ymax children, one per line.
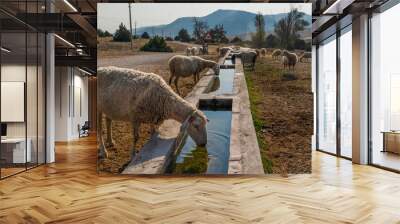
<box><xmin>135</xmin><ymin>9</ymin><xmax>311</xmax><ymax>40</ymax></box>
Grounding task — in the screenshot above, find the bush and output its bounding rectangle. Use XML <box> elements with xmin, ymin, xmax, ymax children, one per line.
<box><xmin>113</xmin><ymin>23</ymin><xmax>131</xmax><ymax>42</ymax></box>
<box><xmin>165</xmin><ymin>36</ymin><xmax>173</xmax><ymax>41</ymax></box>
<box><xmin>141</xmin><ymin>32</ymin><xmax>150</xmax><ymax>39</ymax></box>
<box><xmin>230</xmin><ymin>36</ymin><xmax>242</xmax><ymax>43</ymax></box>
<box><xmin>140</xmin><ymin>36</ymin><xmax>173</xmax><ymax>52</ymax></box>
<box><xmin>281</xmin><ymin>73</ymin><xmax>298</xmax><ymax>81</ymax></box>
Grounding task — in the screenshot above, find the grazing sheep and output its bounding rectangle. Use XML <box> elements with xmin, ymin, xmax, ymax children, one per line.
<box><xmin>272</xmin><ymin>49</ymin><xmax>282</xmax><ymax>60</ymax></box>
<box><xmin>219</xmin><ymin>47</ymin><xmax>233</xmax><ymax>57</ymax></box>
<box><xmin>299</xmin><ymin>52</ymin><xmax>311</xmax><ymax>63</ymax></box>
<box><xmin>190</xmin><ymin>47</ymin><xmax>198</xmax><ymax>56</ymax></box>
<box><xmin>281</xmin><ymin>50</ymin><xmax>298</xmax><ymax>70</ymax></box>
<box><xmin>281</xmin><ymin>55</ymin><xmax>289</xmax><ymax>69</ymax></box>
<box><xmin>168</xmin><ymin>55</ymin><xmax>220</xmax><ymax>95</ymax></box>
<box><xmin>97</xmin><ymin>66</ymin><xmax>208</xmax><ymax>159</ymax></box>
<box><xmin>260</xmin><ymin>48</ymin><xmax>267</xmax><ymax>57</ymax></box>
<box><xmin>186</xmin><ymin>47</ymin><xmax>192</xmax><ymax>56</ymax></box>
<box><xmin>232</xmin><ymin>50</ymin><xmax>258</xmax><ymax>71</ymax></box>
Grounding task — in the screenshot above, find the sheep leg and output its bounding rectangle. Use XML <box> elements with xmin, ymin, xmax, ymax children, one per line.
<box><xmin>174</xmin><ymin>76</ymin><xmax>181</xmax><ymax>95</ymax></box>
<box><xmin>98</xmin><ymin>111</ymin><xmax>108</xmax><ymax>159</ymax></box>
<box><xmin>131</xmin><ymin>122</ymin><xmax>140</xmax><ymax>158</ymax></box>
<box><xmin>105</xmin><ymin>117</ymin><xmax>115</xmax><ymax>147</ymax></box>
<box><xmin>169</xmin><ymin>75</ymin><xmax>174</xmax><ymax>85</ymax></box>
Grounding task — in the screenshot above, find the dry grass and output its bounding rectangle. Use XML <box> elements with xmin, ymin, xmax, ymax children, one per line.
<box><xmin>245</xmin><ymin>54</ymin><xmax>313</xmax><ymax>174</ymax></box>
<box><xmin>98</xmin><ymin>37</ymin><xmax>219</xmax><ymax>173</ymax></box>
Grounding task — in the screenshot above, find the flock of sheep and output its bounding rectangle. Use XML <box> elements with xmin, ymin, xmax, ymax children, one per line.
<box><xmin>97</xmin><ymin>44</ymin><xmax>311</xmax><ymax>162</ymax></box>
<box><xmin>186</xmin><ymin>46</ymin><xmax>208</xmax><ymax>56</ymax></box>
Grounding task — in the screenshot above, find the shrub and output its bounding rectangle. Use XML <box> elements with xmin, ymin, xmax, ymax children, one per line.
<box><xmin>113</xmin><ymin>23</ymin><xmax>131</xmax><ymax>42</ymax></box>
<box><xmin>141</xmin><ymin>32</ymin><xmax>150</xmax><ymax>39</ymax></box>
<box><xmin>165</xmin><ymin>36</ymin><xmax>173</xmax><ymax>41</ymax></box>
<box><xmin>140</xmin><ymin>36</ymin><xmax>173</xmax><ymax>52</ymax></box>
<box><xmin>281</xmin><ymin>73</ymin><xmax>298</xmax><ymax>81</ymax></box>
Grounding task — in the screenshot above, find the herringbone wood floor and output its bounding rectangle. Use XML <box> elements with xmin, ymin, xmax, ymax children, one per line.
<box><xmin>1</xmin><ymin>136</ymin><xmax>400</xmax><ymax>224</ymax></box>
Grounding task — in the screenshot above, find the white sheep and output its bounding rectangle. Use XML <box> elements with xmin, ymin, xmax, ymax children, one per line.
<box><xmin>281</xmin><ymin>55</ymin><xmax>289</xmax><ymax>69</ymax></box>
<box><xmin>219</xmin><ymin>47</ymin><xmax>233</xmax><ymax>57</ymax></box>
<box><xmin>272</xmin><ymin>49</ymin><xmax>282</xmax><ymax>60</ymax></box>
<box><xmin>281</xmin><ymin>50</ymin><xmax>298</xmax><ymax>70</ymax></box>
<box><xmin>186</xmin><ymin>47</ymin><xmax>192</xmax><ymax>56</ymax></box>
<box><xmin>168</xmin><ymin>55</ymin><xmax>219</xmax><ymax>95</ymax></box>
<box><xmin>190</xmin><ymin>47</ymin><xmax>198</xmax><ymax>56</ymax></box>
<box><xmin>232</xmin><ymin>50</ymin><xmax>258</xmax><ymax>71</ymax></box>
<box><xmin>97</xmin><ymin>66</ymin><xmax>208</xmax><ymax>159</ymax></box>
<box><xmin>299</xmin><ymin>52</ymin><xmax>311</xmax><ymax>62</ymax></box>
<box><xmin>260</xmin><ymin>48</ymin><xmax>267</xmax><ymax>57</ymax></box>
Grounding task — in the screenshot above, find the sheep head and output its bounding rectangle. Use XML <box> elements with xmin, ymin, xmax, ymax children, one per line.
<box><xmin>187</xmin><ymin>110</ymin><xmax>208</xmax><ymax>147</ymax></box>
<box><xmin>212</xmin><ymin>63</ymin><xmax>220</xmax><ymax>75</ymax></box>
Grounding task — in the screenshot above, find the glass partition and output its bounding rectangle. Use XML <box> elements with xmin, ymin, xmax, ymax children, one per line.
<box><xmin>0</xmin><ymin>2</ymin><xmax>46</xmax><ymax>179</ymax></box>
<box><xmin>370</xmin><ymin>3</ymin><xmax>400</xmax><ymax>171</ymax></box>
<box><xmin>339</xmin><ymin>26</ymin><xmax>352</xmax><ymax>158</ymax></box>
<box><xmin>317</xmin><ymin>35</ymin><xmax>337</xmax><ymax>154</ymax></box>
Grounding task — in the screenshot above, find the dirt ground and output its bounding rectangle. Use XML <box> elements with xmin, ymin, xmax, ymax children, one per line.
<box><xmin>97</xmin><ymin>37</ymin><xmax>219</xmax><ymax>173</ymax></box>
<box><xmin>245</xmin><ymin>54</ymin><xmax>313</xmax><ymax>174</ymax></box>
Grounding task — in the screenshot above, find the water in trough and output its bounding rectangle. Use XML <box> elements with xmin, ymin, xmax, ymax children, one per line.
<box><xmin>214</xmin><ymin>68</ymin><xmax>235</xmax><ymax>95</ymax></box>
<box><xmin>172</xmin><ymin>110</ymin><xmax>232</xmax><ymax>174</ymax></box>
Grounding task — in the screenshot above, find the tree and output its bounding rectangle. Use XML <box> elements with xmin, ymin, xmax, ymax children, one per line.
<box><xmin>97</xmin><ymin>28</ymin><xmax>105</xmax><ymax>37</ymax></box>
<box><xmin>230</xmin><ymin>36</ymin><xmax>242</xmax><ymax>43</ymax></box>
<box><xmin>165</xmin><ymin>36</ymin><xmax>173</xmax><ymax>41</ymax></box>
<box><xmin>140</xmin><ymin>36</ymin><xmax>173</xmax><ymax>52</ymax></box>
<box><xmin>274</xmin><ymin>9</ymin><xmax>309</xmax><ymax>50</ymax></box>
<box><xmin>208</xmin><ymin>24</ymin><xmax>228</xmax><ymax>43</ymax></box>
<box><xmin>177</xmin><ymin>28</ymin><xmax>191</xmax><ymax>42</ymax></box>
<box><xmin>113</xmin><ymin>23</ymin><xmax>131</xmax><ymax>42</ymax></box>
<box><xmin>104</xmin><ymin>30</ymin><xmax>112</xmax><ymax>37</ymax></box>
<box><xmin>251</xmin><ymin>12</ymin><xmax>266</xmax><ymax>48</ymax></box>
<box><xmin>192</xmin><ymin>17</ymin><xmax>208</xmax><ymax>43</ymax></box>
<box><xmin>141</xmin><ymin>32</ymin><xmax>150</xmax><ymax>39</ymax></box>
<box><xmin>265</xmin><ymin>34</ymin><xmax>278</xmax><ymax>48</ymax></box>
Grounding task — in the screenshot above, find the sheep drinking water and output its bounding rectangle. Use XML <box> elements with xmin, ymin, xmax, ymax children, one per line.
<box><xmin>168</xmin><ymin>55</ymin><xmax>219</xmax><ymax>95</ymax></box>
<box><xmin>97</xmin><ymin>66</ymin><xmax>208</xmax><ymax>159</ymax></box>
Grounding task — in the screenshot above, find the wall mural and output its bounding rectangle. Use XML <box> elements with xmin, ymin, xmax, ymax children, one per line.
<box><xmin>97</xmin><ymin>3</ymin><xmax>313</xmax><ymax>175</ymax></box>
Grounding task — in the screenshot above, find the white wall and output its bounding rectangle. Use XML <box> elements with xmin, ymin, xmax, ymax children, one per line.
<box><xmin>54</xmin><ymin>67</ymin><xmax>89</xmax><ymax>141</ymax></box>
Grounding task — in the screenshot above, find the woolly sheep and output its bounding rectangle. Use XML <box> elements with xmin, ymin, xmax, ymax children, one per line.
<box><xmin>260</xmin><ymin>48</ymin><xmax>267</xmax><ymax>57</ymax></box>
<box><xmin>219</xmin><ymin>47</ymin><xmax>233</xmax><ymax>57</ymax></box>
<box><xmin>97</xmin><ymin>66</ymin><xmax>208</xmax><ymax>159</ymax></box>
<box><xmin>281</xmin><ymin>50</ymin><xmax>298</xmax><ymax>70</ymax></box>
<box><xmin>281</xmin><ymin>55</ymin><xmax>289</xmax><ymax>69</ymax></box>
<box><xmin>232</xmin><ymin>50</ymin><xmax>258</xmax><ymax>71</ymax></box>
<box><xmin>190</xmin><ymin>47</ymin><xmax>198</xmax><ymax>56</ymax></box>
<box><xmin>299</xmin><ymin>52</ymin><xmax>311</xmax><ymax>63</ymax></box>
<box><xmin>186</xmin><ymin>47</ymin><xmax>192</xmax><ymax>56</ymax></box>
<box><xmin>168</xmin><ymin>55</ymin><xmax>220</xmax><ymax>95</ymax></box>
<box><xmin>272</xmin><ymin>49</ymin><xmax>282</xmax><ymax>60</ymax></box>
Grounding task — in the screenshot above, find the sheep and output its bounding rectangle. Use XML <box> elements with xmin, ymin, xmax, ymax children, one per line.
<box><xmin>190</xmin><ymin>47</ymin><xmax>198</xmax><ymax>56</ymax></box>
<box><xmin>260</xmin><ymin>48</ymin><xmax>267</xmax><ymax>57</ymax></box>
<box><xmin>232</xmin><ymin>50</ymin><xmax>258</xmax><ymax>71</ymax></box>
<box><xmin>281</xmin><ymin>50</ymin><xmax>298</xmax><ymax>70</ymax></box>
<box><xmin>168</xmin><ymin>55</ymin><xmax>220</xmax><ymax>95</ymax></box>
<box><xmin>186</xmin><ymin>47</ymin><xmax>192</xmax><ymax>56</ymax></box>
<box><xmin>219</xmin><ymin>47</ymin><xmax>233</xmax><ymax>57</ymax></box>
<box><xmin>97</xmin><ymin>66</ymin><xmax>208</xmax><ymax>160</ymax></box>
<box><xmin>299</xmin><ymin>51</ymin><xmax>311</xmax><ymax>63</ymax></box>
<box><xmin>281</xmin><ymin>55</ymin><xmax>289</xmax><ymax>69</ymax></box>
<box><xmin>271</xmin><ymin>49</ymin><xmax>282</xmax><ymax>60</ymax></box>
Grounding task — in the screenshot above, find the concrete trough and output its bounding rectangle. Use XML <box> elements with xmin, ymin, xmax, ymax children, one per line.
<box><xmin>122</xmin><ymin>49</ymin><xmax>264</xmax><ymax>175</ymax></box>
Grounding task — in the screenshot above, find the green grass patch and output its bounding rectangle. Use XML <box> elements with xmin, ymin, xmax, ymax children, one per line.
<box><xmin>244</xmin><ymin>64</ymin><xmax>273</xmax><ymax>174</ymax></box>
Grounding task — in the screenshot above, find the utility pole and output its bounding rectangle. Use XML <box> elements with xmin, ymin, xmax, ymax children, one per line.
<box><xmin>128</xmin><ymin>3</ymin><xmax>133</xmax><ymax>50</ymax></box>
<box><xmin>134</xmin><ymin>21</ymin><xmax>137</xmax><ymax>38</ymax></box>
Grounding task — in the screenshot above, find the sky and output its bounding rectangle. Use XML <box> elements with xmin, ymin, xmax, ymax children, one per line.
<box><xmin>98</xmin><ymin>3</ymin><xmax>311</xmax><ymax>33</ymax></box>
